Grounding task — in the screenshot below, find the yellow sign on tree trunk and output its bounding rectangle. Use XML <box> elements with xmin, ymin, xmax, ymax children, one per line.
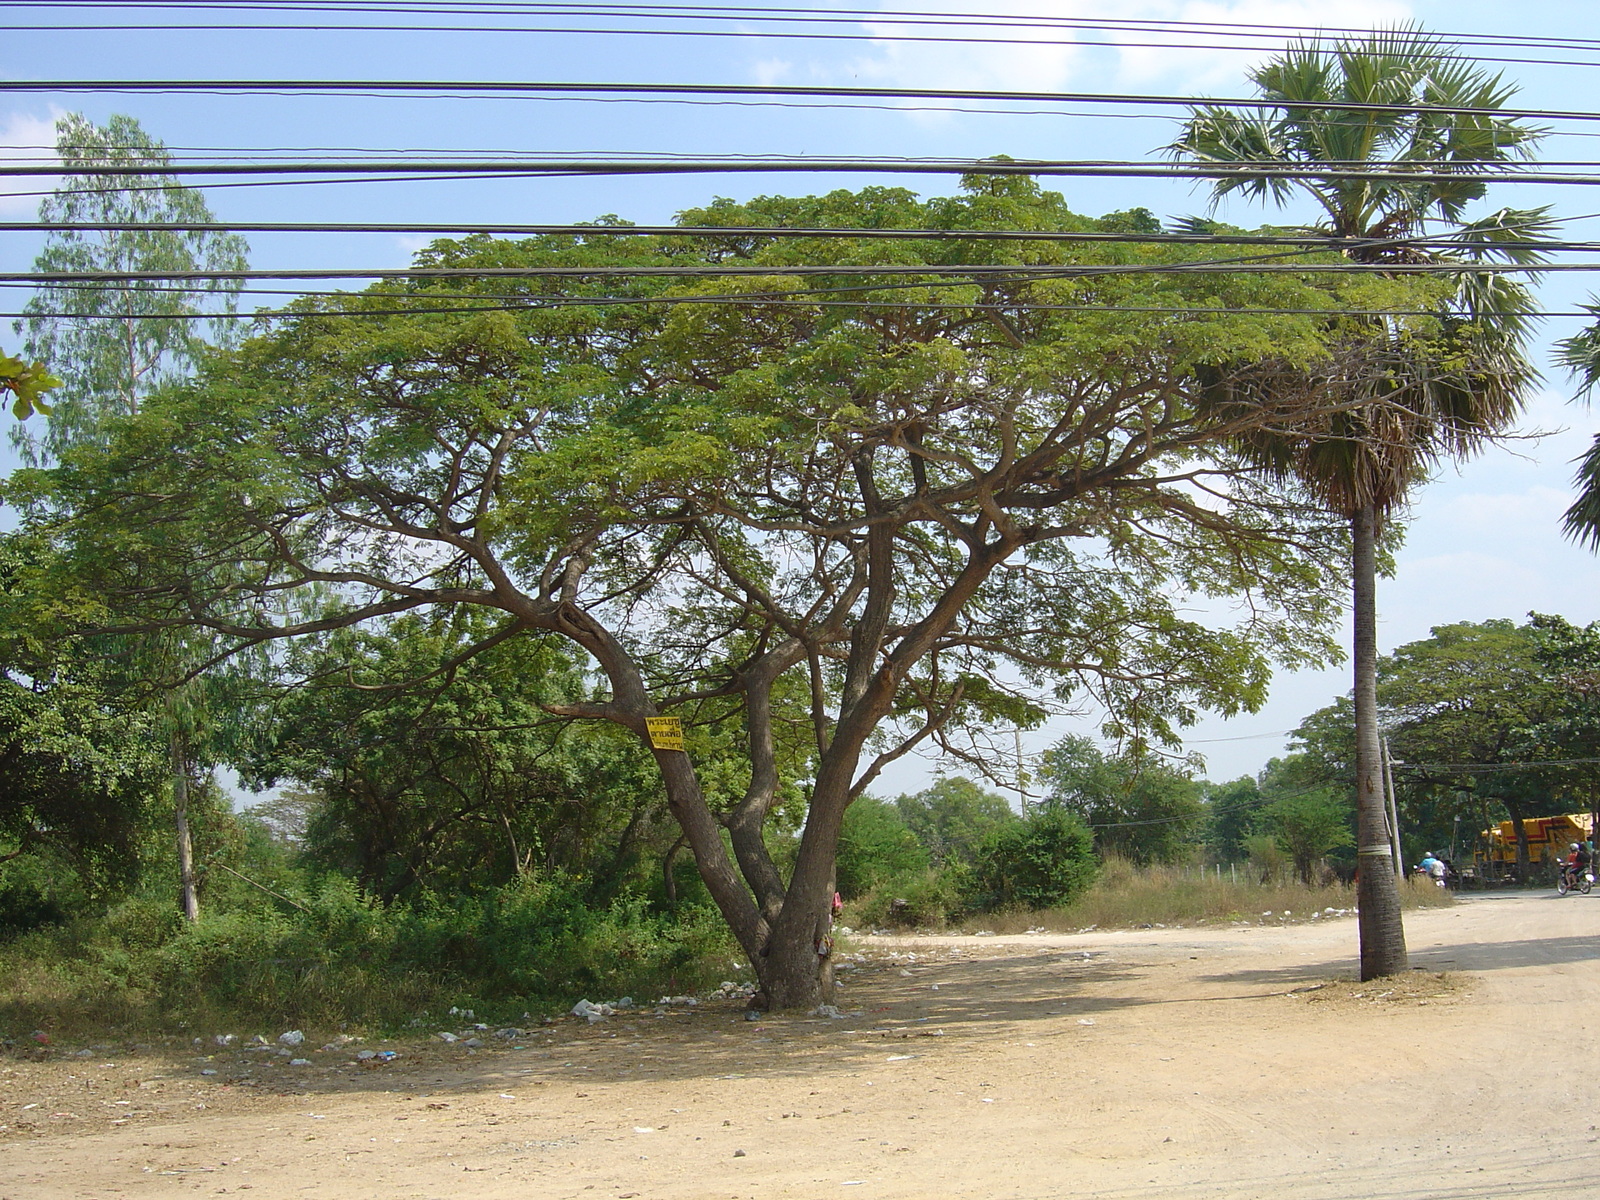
<box><xmin>645</xmin><ymin>716</ymin><xmax>684</xmax><ymax>751</ymax></box>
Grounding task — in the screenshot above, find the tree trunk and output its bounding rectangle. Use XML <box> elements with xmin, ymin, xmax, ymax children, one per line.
<box><xmin>662</xmin><ymin>835</ymin><xmax>687</xmax><ymax>911</ymax></box>
<box><xmin>1351</xmin><ymin>506</ymin><xmax>1407</xmax><ymax>980</ymax></box>
<box><xmin>1508</xmin><ymin>812</ymin><xmax>1530</xmax><ymax>883</ymax></box>
<box><xmin>172</xmin><ymin>731</ymin><xmax>200</xmax><ymax>924</ymax></box>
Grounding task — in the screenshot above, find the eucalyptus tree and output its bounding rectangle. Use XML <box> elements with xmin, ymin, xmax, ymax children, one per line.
<box><xmin>13</xmin><ymin>113</ymin><xmax>249</xmax><ymax>920</ymax></box>
<box><xmin>1169</xmin><ymin>28</ymin><xmax>1547</xmax><ymax>978</ymax></box>
<box><xmin>9</xmin><ymin>178</ymin><xmax>1457</xmax><ymax>1008</ymax></box>
<box><xmin>15</xmin><ymin>112</ymin><xmax>249</xmax><ymax>465</ymax></box>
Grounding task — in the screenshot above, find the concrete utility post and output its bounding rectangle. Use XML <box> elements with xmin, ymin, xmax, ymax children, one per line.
<box><xmin>1382</xmin><ymin>737</ymin><xmax>1403</xmax><ymax>876</ymax></box>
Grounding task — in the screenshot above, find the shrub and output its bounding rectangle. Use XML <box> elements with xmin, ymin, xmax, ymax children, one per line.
<box><xmin>0</xmin><ymin>871</ymin><xmax>738</xmax><ymax>1034</ymax></box>
<box><xmin>965</xmin><ymin>807</ymin><xmax>1099</xmax><ymax>911</ymax></box>
<box><xmin>848</xmin><ymin>868</ymin><xmax>964</xmax><ymax>929</ymax></box>
<box><xmin>836</xmin><ymin>798</ymin><xmax>929</xmax><ymax>899</ymax></box>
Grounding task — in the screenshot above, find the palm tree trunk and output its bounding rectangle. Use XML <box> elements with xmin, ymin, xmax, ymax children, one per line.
<box><xmin>1352</xmin><ymin>505</ymin><xmax>1407</xmax><ymax>979</ymax></box>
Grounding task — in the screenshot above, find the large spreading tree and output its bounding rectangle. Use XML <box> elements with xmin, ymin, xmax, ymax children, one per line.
<box><xmin>9</xmin><ymin>177</ymin><xmax>1458</xmax><ymax>1007</ymax></box>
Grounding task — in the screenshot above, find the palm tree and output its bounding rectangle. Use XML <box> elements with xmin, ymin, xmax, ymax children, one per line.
<box><xmin>1554</xmin><ymin>321</ymin><xmax>1600</xmax><ymax>549</ymax></box>
<box><xmin>1169</xmin><ymin>27</ymin><xmax>1548</xmax><ymax>979</ymax></box>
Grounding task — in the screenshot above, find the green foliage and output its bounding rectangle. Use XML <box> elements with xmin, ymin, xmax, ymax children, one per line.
<box><xmin>835</xmin><ymin>798</ymin><xmax>929</xmax><ymax>899</ymax></box>
<box><xmin>846</xmin><ymin>867</ymin><xmax>963</xmax><ymax>929</ymax></box>
<box><xmin>1263</xmin><ymin>789</ymin><xmax>1354</xmax><ymax>884</ymax></box>
<box><xmin>0</xmin><ymin>872</ymin><xmax>735</xmax><ymax>1031</ymax></box>
<box><xmin>1243</xmin><ymin>833</ymin><xmax>1293</xmax><ymax>884</ymax></box>
<box><xmin>1380</xmin><ymin>618</ymin><xmax>1571</xmax><ymax>859</ymax></box>
<box><xmin>0</xmin><ymin>351</ymin><xmax>61</xmax><ymax>421</ymax></box>
<box><xmin>1279</xmin><ymin>615</ymin><xmax>1600</xmax><ymax>869</ymax></box>
<box><xmin>965</xmin><ymin>807</ymin><xmax>1099</xmax><ymax>911</ymax></box>
<box><xmin>234</xmin><ymin>616</ymin><xmax>682</xmax><ymax>903</ymax></box>
<box><xmin>14</xmin><ymin>112</ymin><xmax>250</xmax><ymax>466</ymax></box>
<box><xmin>0</xmin><ymin>538</ymin><xmax>165</xmax><ymax>893</ymax></box>
<box><xmin>893</xmin><ymin>777</ymin><xmax>1017</xmax><ymax>867</ymax></box>
<box><xmin>1202</xmin><ymin>775</ymin><xmax>1268</xmax><ymax>862</ymax></box>
<box><xmin>0</xmin><ymin>878</ymin><xmax>68</xmax><ymax>941</ymax></box>
<box><xmin>1040</xmin><ymin>735</ymin><xmax>1205</xmax><ymax>864</ymax></box>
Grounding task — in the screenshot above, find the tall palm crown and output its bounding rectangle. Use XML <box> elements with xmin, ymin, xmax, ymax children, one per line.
<box><xmin>1170</xmin><ymin>27</ymin><xmax>1548</xmax><ymax>518</ymax></box>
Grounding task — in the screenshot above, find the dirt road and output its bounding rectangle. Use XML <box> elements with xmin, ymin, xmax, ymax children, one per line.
<box><xmin>3</xmin><ymin>892</ymin><xmax>1598</xmax><ymax>1199</ymax></box>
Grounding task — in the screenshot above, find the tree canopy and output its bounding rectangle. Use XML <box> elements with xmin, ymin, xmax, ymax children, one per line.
<box><xmin>6</xmin><ymin>176</ymin><xmax>1467</xmax><ymax>1006</ymax></box>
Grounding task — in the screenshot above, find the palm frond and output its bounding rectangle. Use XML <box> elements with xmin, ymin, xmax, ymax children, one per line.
<box><xmin>1565</xmin><ymin>434</ymin><xmax>1600</xmax><ymax>551</ymax></box>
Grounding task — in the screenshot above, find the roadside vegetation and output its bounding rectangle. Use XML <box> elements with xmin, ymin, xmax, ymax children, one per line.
<box><xmin>7</xmin><ymin>28</ymin><xmax>1600</xmax><ymax>1034</ymax></box>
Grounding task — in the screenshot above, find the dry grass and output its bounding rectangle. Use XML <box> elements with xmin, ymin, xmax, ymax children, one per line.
<box><xmin>1290</xmin><ymin>971</ymin><xmax>1464</xmax><ymax>1008</ymax></box>
<box><xmin>944</xmin><ymin>860</ymin><xmax>1454</xmax><ymax>934</ymax></box>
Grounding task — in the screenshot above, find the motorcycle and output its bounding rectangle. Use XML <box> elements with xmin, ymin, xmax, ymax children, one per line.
<box><xmin>1557</xmin><ymin>865</ymin><xmax>1594</xmax><ymax>896</ymax></box>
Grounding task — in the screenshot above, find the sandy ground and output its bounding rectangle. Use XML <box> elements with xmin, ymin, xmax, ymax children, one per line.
<box><xmin>2</xmin><ymin>891</ymin><xmax>1599</xmax><ymax>1199</ymax></box>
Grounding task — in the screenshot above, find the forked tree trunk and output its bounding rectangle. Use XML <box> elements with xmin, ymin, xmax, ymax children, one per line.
<box><xmin>1352</xmin><ymin>506</ymin><xmax>1407</xmax><ymax>980</ymax></box>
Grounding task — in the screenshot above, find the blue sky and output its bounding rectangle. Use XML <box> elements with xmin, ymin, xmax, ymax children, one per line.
<box><xmin>4</xmin><ymin>0</ymin><xmax>1600</xmax><ymax>793</ymax></box>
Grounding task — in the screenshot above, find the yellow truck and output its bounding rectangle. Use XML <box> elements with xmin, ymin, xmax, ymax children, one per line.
<box><xmin>1476</xmin><ymin>813</ymin><xmax>1594</xmax><ymax>879</ymax></box>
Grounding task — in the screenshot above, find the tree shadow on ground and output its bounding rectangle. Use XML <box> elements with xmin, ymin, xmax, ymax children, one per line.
<box><xmin>1199</xmin><ymin>931</ymin><xmax>1600</xmax><ymax>989</ymax></box>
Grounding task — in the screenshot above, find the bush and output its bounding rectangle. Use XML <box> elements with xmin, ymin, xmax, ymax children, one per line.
<box><xmin>848</xmin><ymin>868</ymin><xmax>964</xmax><ymax>929</ymax></box>
<box><xmin>0</xmin><ymin>872</ymin><xmax>738</xmax><ymax>1034</ymax></box>
<box><xmin>965</xmin><ymin>807</ymin><xmax>1099</xmax><ymax>911</ymax></box>
<box><xmin>836</xmin><ymin>798</ymin><xmax>929</xmax><ymax>899</ymax></box>
<box><xmin>0</xmin><ymin>881</ymin><xmax>67</xmax><ymax>941</ymax></box>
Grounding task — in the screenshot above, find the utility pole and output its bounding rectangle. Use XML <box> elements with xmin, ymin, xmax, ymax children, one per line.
<box><xmin>1382</xmin><ymin>737</ymin><xmax>1403</xmax><ymax>876</ymax></box>
<box><xmin>1015</xmin><ymin>729</ymin><xmax>1032</xmax><ymax>813</ymax></box>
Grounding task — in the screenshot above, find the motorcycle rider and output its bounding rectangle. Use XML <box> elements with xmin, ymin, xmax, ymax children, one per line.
<box><xmin>1563</xmin><ymin>842</ymin><xmax>1593</xmax><ymax>889</ymax></box>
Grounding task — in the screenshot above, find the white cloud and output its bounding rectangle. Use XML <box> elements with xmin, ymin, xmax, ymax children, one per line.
<box><xmin>827</xmin><ymin>0</ymin><xmax>1414</xmax><ymax>102</ymax></box>
<box><xmin>0</xmin><ymin>109</ymin><xmax>60</xmax><ymax>217</ymax></box>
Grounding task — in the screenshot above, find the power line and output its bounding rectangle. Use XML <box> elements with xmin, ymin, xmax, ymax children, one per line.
<box><xmin>11</xmin><ymin>296</ymin><xmax>1595</xmax><ymax>321</ymax></box>
<box><xmin>0</xmin><ymin>156</ymin><xmax>1581</xmax><ymax>189</ymax></box>
<box><xmin>11</xmin><ymin>6</ymin><xmax>1600</xmax><ymax>70</ymax></box>
<box><xmin>1397</xmin><ymin>757</ymin><xmax>1600</xmax><ymax>773</ymax></box>
<box><xmin>2</xmin><ymin>221</ymin><xmax>1589</xmax><ymax>257</ymax></box>
<box><xmin>18</xmin><ymin>156</ymin><xmax>1592</xmax><ymax>174</ymax></box>
<box><xmin>2</xmin><ymin>79</ymin><xmax>1593</xmax><ymax>124</ymax></box>
<box><xmin>8</xmin><ymin>261</ymin><xmax>1586</xmax><ymax>283</ymax></box>
<box><xmin>16</xmin><ymin>20</ymin><xmax>1600</xmax><ymax>70</ymax></box>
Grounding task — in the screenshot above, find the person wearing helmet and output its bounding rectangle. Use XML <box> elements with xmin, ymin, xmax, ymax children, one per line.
<box><xmin>1563</xmin><ymin>842</ymin><xmax>1592</xmax><ymax>890</ymax></box>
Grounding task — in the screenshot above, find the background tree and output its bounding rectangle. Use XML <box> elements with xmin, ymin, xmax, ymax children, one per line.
<box><xmin>234</xmin><ymin>615</ymin><xmax>695</xmax><ymax>904</ymax></box>
<box><xmin>15</xmin><ymin>113</ymin><xmax>249</xmax><ymax>465</ymax></box>
<box><xmin>1040</xmin><ymin>735</ymin><xmax>1205</xmax><ymax>865</ymax></box>
<box><xmin>0</xmin><ymin>618</ymin><xmax>162</xmax><ymax>901</ymax></box>
<box><xmin>1202</xmin><ymin>776</ymin><xmax>1267</xmax><ymax>864</ymax></box>
<box><xmin>1381</xmin><ymin>618</ymin><xmax>1570</xmax><ymax>879</ymax></box>
<box><xmin>12</xmin><ymin>113</ymin><xmax>251</xmax><ymax>921</ymax></box>
<box><xmin>10</xmin><ymin>179</ymin><xmax>1460</xmax><ymax>1009</ymax></box>
<box><xmin>963</xmin><ymin>806</ymin><xmax>1099</xmax><ymax>912</ymax></box>
<box><xmin>1170</xmin><ymin>27</ymin><xmax>1548</xmax><ymax>978</ymax></box>
<box><xmin>1263</xmin><ymin>788</ymin><xmax>1354</xmax><ymax>885</ymax></box>
<box><xmin>1523</xmin><ymin>614</ymin><xmax>1600</xmax><ymax>823</ymax></box>
<box><xmin>893</xmin><ymin>776</ymin><xmax>1017</xmax><ymax>868</ymax></box>
<box><xmin>835</xmin><ymin>798</ymin><xmax>929</xmax><ymax>900</ymax></box>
